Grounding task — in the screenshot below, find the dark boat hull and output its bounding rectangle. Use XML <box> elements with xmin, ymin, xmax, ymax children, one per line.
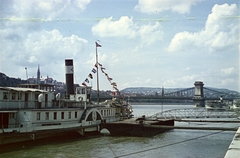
<box><xmin>102</xmin><ymin>119</ymin><xmax>174</xmax><ymax>137</ymax></box>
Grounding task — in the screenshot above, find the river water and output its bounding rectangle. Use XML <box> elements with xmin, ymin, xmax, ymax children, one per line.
<box><xmin>0</xmin><ymin>104</ymin><xmax>239</xmax><ymax>158</ymax></box>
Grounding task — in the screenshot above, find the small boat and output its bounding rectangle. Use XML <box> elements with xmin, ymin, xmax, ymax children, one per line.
<box><xmin>233</xmin><ymin>99</ymin><xmax>240</xmax><ymax>111</ymax></box>
<box><xmin>205</xmin><ymin>96</ymin><xmax>231</xmax><ymax>110</ymax></box>
<box><xmin>205</xmin><ymin>100</ymin><xmax>230</xmax><ymax>110</ymax></box>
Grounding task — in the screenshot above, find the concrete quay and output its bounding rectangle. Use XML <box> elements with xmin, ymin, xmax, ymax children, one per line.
<box><xmin>224</xmin><ymin>127</ymin><xmax>240</xmax><ymax>158</ymax></box>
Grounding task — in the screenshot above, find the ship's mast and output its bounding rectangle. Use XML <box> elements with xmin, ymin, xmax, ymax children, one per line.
<box><xmin>95</xmin><ymin>42</ymin><xmax>101</xmax><ymax>104</ymax></box>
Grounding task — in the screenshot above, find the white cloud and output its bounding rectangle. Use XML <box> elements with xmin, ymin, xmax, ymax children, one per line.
<box><xmin>221</xmin><ymin>67</ymin><xmax>236</xmax><ymax>76</ymax></box>
<box><xmin>75</xmin><ymin>0</ymin><xmax>91</xmax><ymax>11</ymax></box>
<box><xmin>92</xmin><ymin>16</ymin><xmax>163</xmax><ymax>45</ymax></box>
<box><xmin>162</xmin><ymin>66</ymin><xmax>238</xmax><ymax>90</ymax></box>
<box><xmin>138</xmin><ymin>22</ymin><xmax>163</xmax><ymax>45</ymax></box>
<box><xmin>220</xmin><ymin>78</ymin><xmax>235</xmax><ymax>88</ymax></box>
<box><xmin>134</xmin><ymin>0</ymin><xmax>203</xmax><ymax>14</ymax></box>
<box><xmin>167</xmin><ymin>3</ymin><xmax>239</xmax><ymax>53</ymax></box>
<box><xmin>163</xmin><ymin>75</ymin><xmax>199</xmax><ymax>88</ymax></box>
<box><xmin>0</xmin><ymin>29</ymin><xmax>88</xmax><ymax>79</ymax></box>
<box><xmin>2</xmin><ymin>0</ymin><xmax>91</xmax><ymax>20</ymax></box>
<box><xmin>92</xmin><ymin>16</ymin><xmax>136</xmax><ymax>38</ymax></box>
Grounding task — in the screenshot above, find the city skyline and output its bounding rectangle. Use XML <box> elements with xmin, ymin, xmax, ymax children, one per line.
<box><xmin>0</xmin><ymin>0</ymin><xmax>239</xmax><ymax>91</ymax></box>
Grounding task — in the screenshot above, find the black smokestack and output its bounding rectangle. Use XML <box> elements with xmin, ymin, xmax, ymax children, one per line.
<box><xmin>65</xmin><ymin>59</ymin><xmax>74</xmax><ymax>96</ymax></box>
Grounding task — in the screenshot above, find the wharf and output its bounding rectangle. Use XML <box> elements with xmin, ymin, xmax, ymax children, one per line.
<box><xmin>224</xmin><ymin>127</ymin><xmax>240</xmax><ymax>158</ymax></box>
<box><xmin>107</xmin><ymin>118</ymin><xmax>238</xmax><ymax>131</ymax></box>
<box><xmin>101</xmin><ymin>118</ymin><xmax>174</xmax><ymax>137</ymax></box>
<box><xmin>101</xmin><ymin>118</ymin><xmax>239</xmax><ymax>138</ymax></box>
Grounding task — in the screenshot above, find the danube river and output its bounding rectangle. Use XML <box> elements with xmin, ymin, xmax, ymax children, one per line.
<box><xmin>0</xmin><ymin>104</ymin><xmax>239</xmax><ymax>158</ymax></box>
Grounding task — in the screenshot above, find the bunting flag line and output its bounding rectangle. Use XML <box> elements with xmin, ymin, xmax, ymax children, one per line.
<box><xmin>82</xmin><ymin>62</ymin><xmax>118</xmax><ymax>95</ymax></box>
<box><xmin>85</xmin><ymin>78</ymin><xmax>89</xmax><ymax>83</ymax></box>
<box><xmin>113</xmin><ymin>86</ymin><xmax>119</xmax><ymax>91</ymax></box>
<box><xmin>101</xmin><ymin>67</ymin><xmax>105</xmax><ymax>73</ymax></box>
<box><xmin>92</xmin><ymin>68</ymin><xmax>96</xmax><ymax>73</ymax></box>
<box><xmin>111</xmin><ymin>82</ymin><xmax>117</xmax><ymax>87</ymax></box>
<box><xmin>98</xmin><ymin>62</ymin><xmax>102</xmax><ymax>67</ymax></box>
<box><xmin>88</xmin><ymin>73</ymin><xmax>93</xmax><ymax>79</ymax></box>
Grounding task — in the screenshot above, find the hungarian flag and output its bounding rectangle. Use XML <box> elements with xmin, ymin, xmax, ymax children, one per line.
<box><xmin>95</xmin><ymin>42</ymin><xmax>101</xmax><ymax>47</ymax></box>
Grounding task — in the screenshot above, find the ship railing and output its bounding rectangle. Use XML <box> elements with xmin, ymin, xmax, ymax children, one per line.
<box><xmin>0</xmin><ymin>100</ymin><xmax>84</xmax><ymax>109</ymax></box>
<box><xmin>0</xmin><ymin>100</ymin><xmax>54</xmax><ymax>109</ymax></box>
<box><xmin>1</xmin><ymin>122</ymin><xmax>83</xmax><ymax>133</ymax></box>
<box><xmin>30</xmin><ymin>122</ymin><xmax>82</xmax><ymax>131</ymax></box>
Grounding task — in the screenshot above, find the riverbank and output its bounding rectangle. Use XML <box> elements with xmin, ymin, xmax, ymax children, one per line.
<box><xmin>130</xmin><ymin>102</ymin><xmax>193</xmax><ymax>105</ymax></box>
<box><xmin>224</xmin><ymin>127</ymin><xmax>240</xmax><ymax>157</ymax></box>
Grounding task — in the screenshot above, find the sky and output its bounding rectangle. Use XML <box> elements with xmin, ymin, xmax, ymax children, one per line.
<box><xmin>0</xmin><ymin>0</ymin><xmax>239</xmax><ymax>92</ymax></box>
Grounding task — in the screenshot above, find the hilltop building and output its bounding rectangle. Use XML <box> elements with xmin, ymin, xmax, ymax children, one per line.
<box><xmin>37</xmin><ymin>64</ymin><xmax>40</xmax><ymax>83</ymax></box>
<box><xmin>27</xmin><ymin>65</ymin><xmax>56</xmax><ymax>85</ymax></box>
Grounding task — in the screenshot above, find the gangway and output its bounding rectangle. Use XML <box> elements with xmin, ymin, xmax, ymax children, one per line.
<box><xmin>148</xmin><ymin>108</ymin><xmax>239</xmax><ymax>119</ymax></box>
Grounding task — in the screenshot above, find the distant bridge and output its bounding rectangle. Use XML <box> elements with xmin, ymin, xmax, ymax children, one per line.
<box><xmin>94</xmin><ymin>81</ymin><xmax>240</xmax><ymax>107</ymax></box>
<box><xmin>128</xmin><ymin>86</ymin><xmax>239</xmax><ymax>102</ymax></box>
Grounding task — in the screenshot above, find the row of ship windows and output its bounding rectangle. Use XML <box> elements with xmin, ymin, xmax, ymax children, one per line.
<box><xmin>100</xmin><ymin>109</ymin><xmax>114</xmax><ymax>116</ymax></box>
<box><xmin>36</xmin><ymin>111</ymin><xmax>78</xmax><ymax>121</ymax></box>
<box><xmin>2</xmin><ymin>92</ymin><xmax>23</xmax><ymax>100</ymax></box>
<box><xmin>35</xmin><ymin>109</ymin><xmax>115</xmax><ymax>121</ymax></box>
<box><xmin>2</xmin><ymin>92</ymin><xmax>39</xmax><ymax>100</ymax></box>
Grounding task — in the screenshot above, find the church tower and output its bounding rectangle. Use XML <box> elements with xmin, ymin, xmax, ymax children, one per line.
<box><xmin>37</xmin><ymin>64</ymin><xmax>40</xmax><ymax>83</ymax></box>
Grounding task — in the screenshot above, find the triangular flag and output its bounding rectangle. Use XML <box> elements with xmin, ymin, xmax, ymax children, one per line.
<box><xmin>96</xmin><ymin>42</ymin><xmax>102</xmax><ymax>47</ymax></box>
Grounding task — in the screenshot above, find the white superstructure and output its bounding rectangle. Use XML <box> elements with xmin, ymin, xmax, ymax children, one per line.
<box><xmin>0</xmin><ymin>84</ymin><xmax>131</xmax><ymax>145</ymax></box>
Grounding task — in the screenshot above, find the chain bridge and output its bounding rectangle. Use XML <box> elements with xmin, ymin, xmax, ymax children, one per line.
<box><xmin>128</xmin><ymin>81</ymin><xmax>240</xmax><ymax>107</ymax></box>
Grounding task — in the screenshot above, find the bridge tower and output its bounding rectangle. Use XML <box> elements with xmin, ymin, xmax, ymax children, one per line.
<box><xmin>193</xmin><ymin>81</ymin><xmax>205</xmax><ymax>107</ymax></box>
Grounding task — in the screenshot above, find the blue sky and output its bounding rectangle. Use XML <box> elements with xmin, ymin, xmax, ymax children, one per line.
<box><xmin>0</xmin><ymin>0</ymin><xmax>239</xmax><ymax>91</ymax></box>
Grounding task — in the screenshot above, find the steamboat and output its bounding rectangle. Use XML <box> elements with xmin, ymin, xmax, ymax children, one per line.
<box><xmin>0</xmin><ymin>59</ymin><xmax>133</xmax><ymax>145</ymax></box>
